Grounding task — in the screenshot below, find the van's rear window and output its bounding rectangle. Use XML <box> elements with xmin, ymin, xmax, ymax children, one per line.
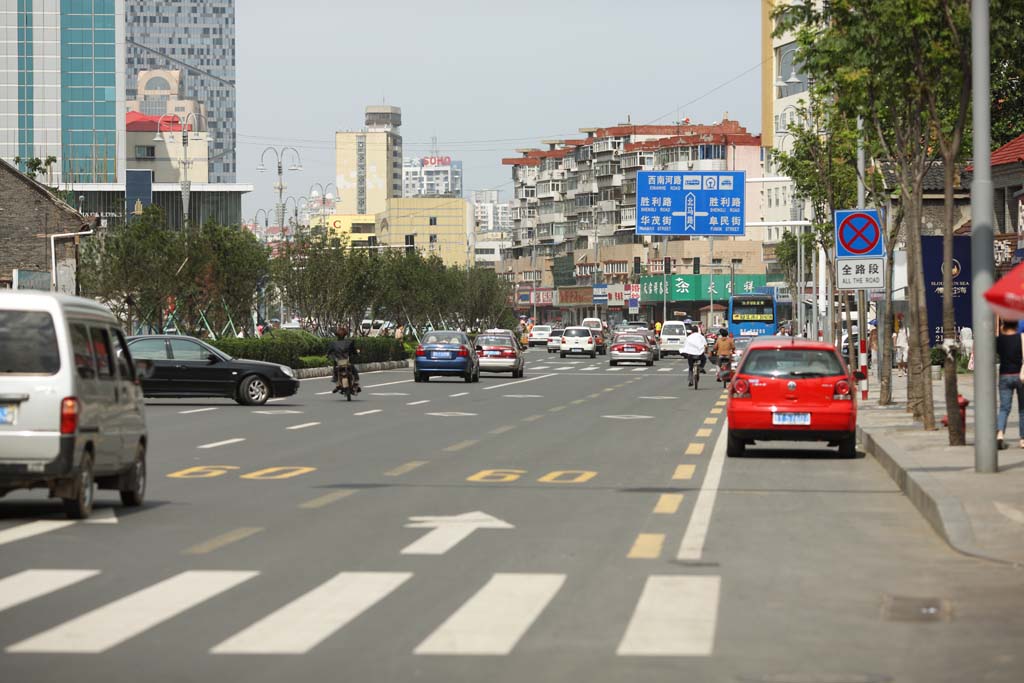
<box><xmin>0</xmin><ymin>311</ymin><xmax>60</xmax><ymax>374</ymax></box>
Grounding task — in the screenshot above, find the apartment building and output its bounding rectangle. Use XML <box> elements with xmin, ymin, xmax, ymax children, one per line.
<box><xmin>336</xmin><ymin>105</ymin><xmax>403</xmax><ymax>215</ymax></box>
<box><xmin>500</xmin><ymin>119</ymin><xmax>766</xmax><ymax>294</ymax></box>
<box><xmin>403</xmin><ymin>155</ymin><xmax>463</xmax><ymax>197</ymax></box>
<box><xmin>472</xmin><ymin>189</ymin><xmax>512</xmax><ymax>233</ymax></box>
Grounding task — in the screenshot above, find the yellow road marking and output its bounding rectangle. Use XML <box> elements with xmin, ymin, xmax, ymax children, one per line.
<box><xmin>685</xmin><ymin>443</ymin><xmax>705</xmax><ymax>456</ymax></box>
<box><xmin>628</xmin><ymin>533</ymin><xmax>665</xmax><ymax>559</ymax></box>
<box><xmin>467</xmin><ymin>469</ymin><xmax>524</xmax><ymax>483</ymax></box>
<box><xmin>538</xmin><ymin>470</ymin><xmax>597</xmax><ymax>484</ymax></box>
<box><xmin>384</xmin><ymin>461</ymin><xmax>428</xmax><ymax>477</ymax></box>
<box><xmin>241</xmin><ymin>466</ymin><xmax>316</xmax><ymax>480</ymax></box>
<box><xmin>715</xmin><ymin>401</ymin><xmax>726</xmax><ymax>407</ymax></box>
<box><xmin>444</xmin><ymin>439</ymin><xmax>479</xmax><ymax>452</ymax></box>
<box><xmin>673</xmin><ymin>464</ymin><xmax>697</xmax><ymax>480</ymax></box>
<box><xmin>524</xmin><ymin>414</ymin><xmax>544</xmax><ymax>422</ymax></box>
<box><xmin>489</xmin><ymin>425</ymin><xmax>516</xmax><ymax>435</ymax></box>
<box><xmin>704</xmin><ymin>417</ymin><xmax>718</xmax><ymax>425</ymax></box>
<box><xmin>710</xmin><ymin>408</ymin><xmax>723</xmax><ymax>415</ymax></box>
<box><xmin>299</xmin><ymin>490</ymin><xmax>355</xmax><ymax>509</ymax></box>
<box><xmin>184</xmin><ymin>527</ymin><xmax>263</xmax><ymax>555</ymax></box>
<box><xmin>696</xmin><ymin>428</ymin><xmax>712</xmax><ymax>438</ymax></box>
<box><xmin>653</xmin><ymin>493</ymin><xmax>684</xmax><ymax>514</ymax></box>
<box><xmin>549</xmin><ymin>406</ymin><xmax>566</xmax><ymax>413</ymax></box>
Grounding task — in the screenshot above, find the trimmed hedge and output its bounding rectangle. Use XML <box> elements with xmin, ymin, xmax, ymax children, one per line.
<box><xmin>210</xmin><ymin>329</ymin><xmax>407</xmax><ymax>368</ymax></box>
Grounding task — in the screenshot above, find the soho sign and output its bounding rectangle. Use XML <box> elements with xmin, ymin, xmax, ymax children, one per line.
<box><xmin>422</xmin><ymin>156</ymin><xmax>452</xmax><ymax>166</ymax></box>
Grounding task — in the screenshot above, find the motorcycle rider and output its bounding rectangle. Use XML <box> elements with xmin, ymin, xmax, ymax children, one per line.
<box><xmin>327</xmin><ymin>326</ymin><xmax>360</xmax><ymax>393</ymax></box>
<box><xmin>712</xmin><ymin>328</ymin><xmax>736</xmax><ymax>380</ymax></box>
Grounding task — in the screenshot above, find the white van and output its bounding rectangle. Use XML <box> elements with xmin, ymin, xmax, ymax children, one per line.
<box><xmin>0</xmin><ymin>291</ymin><xmax>148</xmax><ymax>518</ymax></box>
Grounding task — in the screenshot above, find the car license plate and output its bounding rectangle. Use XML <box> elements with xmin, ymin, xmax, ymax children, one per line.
<box><xmin>433</xmin><ymin>352</ymin><xmax>452</xmax><ymax>359</ymax></box>
<box><xmin>486</xmin><ymin>351</ymin><xmax>500</xmax><ymax>356</ymax></box>
<box><xmin>624</xmin><ymin>346</ymin><xmax>635</xmax><ymax>352</ymax></box>
<box><xmin>572</xmin><ymin>348</ymin><xmax>583</xmax><ymax>353</ymax></box>
<box><xmin>773</xmin><ymin>412</ymin><xmax>811</xmax><ymax>426</ymax></box>
<box><xmin>0</xmin><ymin>405</ymin><xmax>13</xmax><ymax>425</ymax></box>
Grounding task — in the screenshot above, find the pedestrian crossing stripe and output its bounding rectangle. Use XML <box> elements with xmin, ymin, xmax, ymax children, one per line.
<box><xmin>0</xmin><ymin>569</ymin><xmax>720</xmax><ymax>657</ymax></box>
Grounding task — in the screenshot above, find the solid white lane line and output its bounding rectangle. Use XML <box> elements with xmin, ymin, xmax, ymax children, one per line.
<box><xmin>287</xmin><ymin>422</ymin><xmax>321</xmax><ymax>431</ymax></box>
<box><xmin>677</xmin><ymin>426</ymin><xmax>728</xmax><ymax>561</ymax></box>
<box><xmin>616</xmin><ymin>575</ymin><xmax>721</xmax><ymax>656</ymax></box>
<box><xmin>8</xmin><ymin>571</ymin><xmax>258</xmax><ymax>653</ymax></box>
<box><xmin>179</xmin><ymin>407</ymin><xmax>218</xmax><ymax>415</ymax></box>
<box><xmin>363</xmin><ymin>379</ymin><xmax>414</xmax><ymax>389</ymax></box>
<box><xmin>0</xmin><ymin>570</ymin><xmax>99</xmax><ymax>614</ymax></box>
<box><xmin>197</xmin><ymin>438</ymin><xmax>245</xmax><ymax>450</ymax></box>
<box><xmin>414</xmin><ymin>573</ymin><xmax>565</xmax><ymax>656</ymax></box>
<box><xmin>211</xmin><ymin>572</ymin><xmax>412</xmax><ymax>655</ymax></box>
<box><xmin>0</xmin><ymin>521</ymin><xmax>76</xmax><ymax>547</ymax></box>
<box><xmin>406</xmin><ymin>400</ymin><xmax>430</xmax><ymax>406</ymax></box>
<box><xmin>482</xmin><ymin>373</ymin><xmax>556</xmax><ymax>391</ymax></box>
<box><xmin>449</xmin><ymin>392</ymin><xmax>469</xmax><ymax>398</ymax></box>
<box><xmin>354</xmin><ymin>409</ymin><xmax>382</xmax><ymax>416</ymax></box>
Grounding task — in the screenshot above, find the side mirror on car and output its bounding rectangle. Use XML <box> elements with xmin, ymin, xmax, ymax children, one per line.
<box><xmin>207</xmin><ymin>353</ymin><xmax>221</xmax><ymax>364</ymax></box>
<box><xmin>134</xmin><ymin>359</ymin><xmax>154</xmax><ymax>381</ymax></box>
<box><xmin>853</xmin><ymin>370</ymin><xmax>866</xmax><ymax>381</ymax></box>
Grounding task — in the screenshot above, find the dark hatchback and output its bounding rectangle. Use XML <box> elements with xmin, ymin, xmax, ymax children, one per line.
<box><xmin>126</xmin><ymin>335</ymin><xmax>300</xmax><ymax>405</ymax></box>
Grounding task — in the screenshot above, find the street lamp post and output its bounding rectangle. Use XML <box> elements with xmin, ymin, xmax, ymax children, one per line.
<box><xmin>258</xmin><ymin>147</ymin><xmax>303</xmax><ymax>234</ymax></box>
<box><xmin>283</xmin><ymin>195</ymin><xmax>309</xmax><ymax>241</ymax></box>
<box><xmin>155</xmin><ymin>112</ymin><xmax>207</xmax><ymax>229</ymax></box>
<box><xmin>309</xmin><ymin>182</ymin><xmax>336</xmax><ymax>237</ymax></box>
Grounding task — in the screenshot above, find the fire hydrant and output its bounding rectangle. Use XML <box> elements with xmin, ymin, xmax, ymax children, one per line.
<box><xmin>941</xmin><ymin>394</ymin><xmax>969</xmax><ymax>427</ymax></box>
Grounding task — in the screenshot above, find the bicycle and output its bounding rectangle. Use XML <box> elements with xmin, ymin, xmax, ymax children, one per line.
<box><xmin>685</xmin><ymin>353</ymin><xmax>704</xmax><ymax>390</ymax></box>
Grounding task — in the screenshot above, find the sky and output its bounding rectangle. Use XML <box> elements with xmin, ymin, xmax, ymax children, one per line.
<box><xmin>237</xmin><ymin>0</ymin><xmax>763</xmax><ymax>220</ymax></box>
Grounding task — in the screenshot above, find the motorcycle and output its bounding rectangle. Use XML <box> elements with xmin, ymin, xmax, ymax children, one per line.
<box><xmin>717</xmin><ymin>355</ymin><xmax>734</xmax><ymax>386</ymax></box>
<box><xmin>333</xmin><ymin>358</ymin><xmax>359</xmax><ymax>401</ymax></box>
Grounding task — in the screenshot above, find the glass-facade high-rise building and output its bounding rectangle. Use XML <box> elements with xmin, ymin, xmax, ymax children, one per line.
<box><xmin>125</xmin><ymin>0</ymin><xmax>236</xmax><ymax>183</ymax></box>
<box><xmin>1</xmin><ymin>0</ymin><xmax>126</xmax><ymax>185</ymax></box>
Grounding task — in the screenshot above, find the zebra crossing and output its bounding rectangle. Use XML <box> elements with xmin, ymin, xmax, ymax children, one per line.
<box><xmin>0</xmin><ymin>568</ymin><xmax>721</xmax><ymax>657</ymax></box>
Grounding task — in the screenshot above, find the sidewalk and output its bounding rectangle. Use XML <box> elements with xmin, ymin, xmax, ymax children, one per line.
<box><xmin>857</xmin><ymin>370</ymin><xmax>1024</xmax><ymax>567</ymax></box>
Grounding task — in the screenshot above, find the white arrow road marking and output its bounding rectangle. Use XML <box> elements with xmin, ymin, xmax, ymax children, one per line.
<box><xmin>602</xmin><ymin>415</ymin><xmax>655</xmax><ymax>420</ymax></box>
<box><xmin>677</xmin><ymin>427</ymin><xmax>727</xmax><ymax>561</ymax></box>
<box><xmin>84</xmin><ymin>507</ymin><xmax>118</xmax><ymax>524</ymax></box>
<box><xmin>0</xmin><ymin>521</ymin><xmax>76</xmax><ymax>547</ymax></box>
<box><xmin>8</xmin><ymin>570</ymin><xmax>259</xmax><ymax>653</ymax></box>
<box><xmin>211</xmin><ymin>572</ymin><xmax>412</xmax><ymax>655</ymax></box>
<box><xmin>425</xmin><ymin>412</ymin><xmax>477</xmax><ymax>417</ymax></box>
<box><xmin>483</xmin><ymin>373</ymin><xmax>556</xmax><ymax>391</ymax></box>
<box><xmin>415</xmin><ymin>573</ymin><xmax>565</xmax><ymax>656</ymax></box>
<box><xmin>0</xmin><ymin>570</ymin><xmax>100</xmax><ymax>614</ymax></box>
<box><xmin>401</xmin><ymin>511</ymin><xmax>514</xmax><ymax>555</ymax></box>
<box><xmin>616</xmin><ymin>575</ymin><xmax>721</xmax><ymax>656</ymax></box>
<box><xmin>994</xmin><ymin>501</ymin><xmax>1024</xmax><ymax>525</ymax></box>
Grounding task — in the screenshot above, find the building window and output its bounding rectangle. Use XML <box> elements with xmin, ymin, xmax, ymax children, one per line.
<box><xmin>429</xmin><ymin>216</ymin><xmax>437</xmax><ymax>226</ymax></box>
<box><xmin>135</xmin><ymin>145</ymin><xmax>155</xmax><ymax>159</ymax></box>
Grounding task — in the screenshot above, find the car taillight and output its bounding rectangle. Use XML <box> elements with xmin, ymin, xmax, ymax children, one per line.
<box><xmin>610</xmin><ymin>344</ymin><xmax>624</xmax><ymax>352</ymax></box>
<box><xmin>60</xmin><ymin>397</ymin><xmax>79</xmax><ymax>434</ymax></box>
<box><xmin>457</xmin><ymin>346</ymin><xmax>469</xmax><ymax>357</ymax></box>
<box><xmin>636</xmin><ymin>344</ymin><xmax>649</xmax><ymax>352</ymax></box>
<box><xmin>502</xmin><ymin>349</ymin><xmax>517</xmax><ymax>358</ymax></box>
<box><xmin>415</xmin><ymin>345</ymin><xmax>426</xmax><ymax>357</ymax></box>
<box><xmin>834</xmin><ymin>379</ymin><xmax>852</xmax><ymax>400</ymax></box>
<box><xmin>561</xmin><ymin>337</ymin><xmax>567</xmax><ymax>344</ymax></box>
<box><xmin>732</xmin><ymin>378</ymin><xmax>750</xmax><ymax>398</ymax></box>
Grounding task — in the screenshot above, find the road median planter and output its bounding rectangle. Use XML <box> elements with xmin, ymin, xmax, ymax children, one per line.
<box><xmin>295</xmin><ymin>359</ymin><xmax>412</xmax><ymax>379</ymax></box>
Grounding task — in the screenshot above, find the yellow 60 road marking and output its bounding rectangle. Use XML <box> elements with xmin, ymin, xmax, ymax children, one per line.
<box><xmin>167</xmin><ymin>465</ymin><xmax>240</xmax><ymax>479</ymax></box>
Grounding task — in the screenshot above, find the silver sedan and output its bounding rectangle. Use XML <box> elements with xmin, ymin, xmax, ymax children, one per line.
<box><xmin>609</xmin><ymin>334</ymin><xmax>655</xmax><ymax>367</ymax></box>
<box><xmin>475</xmin><ymin>333</ymin><xmax>526</xmax><ymax>377</ymax></box>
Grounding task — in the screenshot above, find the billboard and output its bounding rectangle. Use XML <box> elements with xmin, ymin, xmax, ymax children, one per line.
<box><xmin>921</xmin><ymin>236</ymin><xmax>972</xmax><ymax>346</ymax></box>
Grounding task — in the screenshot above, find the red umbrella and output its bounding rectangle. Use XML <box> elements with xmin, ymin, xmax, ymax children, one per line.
<box><xmin>984</xmin><ymin>261</ymin><xmax>1024</xmax><ymax>320</ymax></box>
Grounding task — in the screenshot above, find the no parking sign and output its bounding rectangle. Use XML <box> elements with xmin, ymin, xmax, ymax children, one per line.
<box><xmin>835</xmin><ymin>209</ymin><xmax>883</xmax><ymax>258</ymax></box>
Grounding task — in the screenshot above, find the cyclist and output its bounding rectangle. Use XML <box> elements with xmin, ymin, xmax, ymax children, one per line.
<box><xmin>681</xmin><ymin>324</ymin><xmax>708</xmax><ymax>388</ymax></box>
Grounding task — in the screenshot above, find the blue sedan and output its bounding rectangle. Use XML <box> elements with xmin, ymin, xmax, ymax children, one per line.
<box><xmin>413</xmin><ymin>331</ymin><xmax>480</xmax><ymax>383</ymax></box>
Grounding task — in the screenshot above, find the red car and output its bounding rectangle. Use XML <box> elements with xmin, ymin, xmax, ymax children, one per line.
<box><xmin>726</xmin><ymin>337</ymin><xmax>863</xmax><ymax>458</ymax></box>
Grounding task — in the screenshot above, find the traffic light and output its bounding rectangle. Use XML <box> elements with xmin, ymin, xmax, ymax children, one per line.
<box><xmin>664</xmin><ymin>257</ymin><xmax>672</xmax><ymax>274</ymax></box>
<box><xmin>693</xmin><ymin>257</ymin><xmax>701</xmax><ymax>274</ymax></box>
<box><xmin>633</xmin><ymin>256</ymin><xmax>642</xmax><ymax>275</ymax></box>
<box><xmin>405</xmin><ymin>234</ymin><xmax>415</xmax><ymax>255</ymax></box>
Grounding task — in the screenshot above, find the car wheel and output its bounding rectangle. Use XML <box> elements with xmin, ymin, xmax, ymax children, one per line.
<box><xmin>609</xmin><ymin>360</ymin><xmax>617</xmax><ymax>366</ymax></box>
<box><xmin>838</xmin><ymin>436</ymin><xmax>857</xmax><ymax>458</ymax></box>
<box><xmin>560</xmin><ymin>352</ymin><xmax>566</xmax><ymax>359</ymax></box>
<box><xmin>413</xmin><ymin>372</ymin><xmax>422</xmax><ymax>383</ymax></box>
<box><xmin>119</xmin><ymin>441</ymin><xmax>146</xmax><ymax>507</ymax></box>
<box><xmin>239</xmin><ymin>375</ymin><xmax>270</xmax><ymax>406</ymax></box>
<box><xmin>474</xmin><ymin>368</ymin><xmax>481</xmax><ymax>382</ymax></box>
<box><xmin>646</xmin><ymin>359</ymin><xmax>654</xmax><ymax>367</ymax></box>
<box><xmin>726</xmin><ymin>432</ymin><xmax>745</xmax><ymax>457</ymax></box>
<box><xmin>464</xmin><ymin>370</ymin><xmax>473</xmax><ymax>383</ymax></box>
<box><xmin>590</xmin><ymin>351</ymin><xmax>597</xmax><ymax>359</ymax></box>
<box><xmin>63</xmin><ymin>453</ymin><xmax>94</xmax><ymax>519</ymax></box>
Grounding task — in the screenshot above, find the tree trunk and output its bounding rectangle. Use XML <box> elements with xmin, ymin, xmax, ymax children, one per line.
<box><xmin>942</xmin><ymin>162</ymin><xmax>964</xmax><ymax>444</ymax></box>
<box><xmin>905</xmin><ymin>195</ymin><xmax>937</xmax><ymax>428</ymax></box>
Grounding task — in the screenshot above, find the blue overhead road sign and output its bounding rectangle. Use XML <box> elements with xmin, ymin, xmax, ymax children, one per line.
<box><xmin>636</xmin><ymin>170</ymin><xmax>745</xmax><ymax>236</ymax></box>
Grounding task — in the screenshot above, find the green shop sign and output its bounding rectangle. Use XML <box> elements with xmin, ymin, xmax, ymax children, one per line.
<box><xmin>639</xmin><ymin>274</ymin><xmax>768</xmax><ymax>302</ymax></box>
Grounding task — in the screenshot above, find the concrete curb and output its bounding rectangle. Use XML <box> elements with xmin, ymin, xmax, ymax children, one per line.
<box><xmin>295</xmin><ymin>359</ymin><xmax>411</xmax><ymax>379</ymax></box>
<box><xmin>857</xmin><ymin>423</ymin><xmax>1020</xmax><ymax>567</ymax></box>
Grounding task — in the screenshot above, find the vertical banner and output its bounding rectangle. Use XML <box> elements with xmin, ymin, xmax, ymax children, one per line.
<box><xmin>921</xmin><ymin>235</ymin><xmax>973</xmax><ymax>346</ymax></box>
<box><xmin>125</xmin><ymin>169</ymin><xmax>154</xmax><ymax>221</ymax></box>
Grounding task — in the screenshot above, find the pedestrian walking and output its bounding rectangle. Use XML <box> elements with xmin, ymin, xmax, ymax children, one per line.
<box><xmin>869</xmin><ymin>326</ymin><xmax>878</xmax><ymax>369</ymax></box>
<box><xmin>893</xmin><ymin>317</ymin><xmax>910</xmax><ymax>377</ymax></box>
<box><xmin>959</xmin><ymin>325</ymin><xmax>973</xmax><ymax>359</ymax></box>
<box><xmin>996</xmin><ymin>318</ymin><xmax>1024</xmax><ymax>450</ymax></box>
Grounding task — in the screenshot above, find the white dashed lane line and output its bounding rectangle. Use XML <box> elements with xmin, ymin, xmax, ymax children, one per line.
<box><xmin>354</xmin><ymin>410</ymin><xmax>382</xmax><ymax>416</ymax></box>
<box><xmin>287</xmin><ymin>422</ymin><xmax>321</xmax><ymax>431</ymax></box>
<box><xmin>449</xmin><ymin>392</ymin><xmax>469</xmax><ymax>398</ymax></box>
<box><xmin>407</xmin><ymin>400</ymin><xmax>430</xmax><ymax>406</ymax></box>
<box><xmin>197</xmin><ymin>438</ymin><xmax>246</xmax><ymax>449</ymax></box>
<box><xmin>179</xmin><ymin>407</ymin><xmax>218</xmax><ymax>415</ymax></box>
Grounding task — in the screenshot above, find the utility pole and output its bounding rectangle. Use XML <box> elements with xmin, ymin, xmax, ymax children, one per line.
<box><xmin>709</xmin><ymin>236</ymin><xmax>716</xmax><ymax>330</ymax></box>
<box><xmin>662</xmin><ymin>236</ymin><xmax>668</xmax><ymax>324</ymax></box>
<box><xmin>971</xmin><ymin>1</ymin><xmax>997</xmax><ymax>473</ymax></box>
<box><xmin>857</xmin><ymin>116</ymin><xmax>869</xmax><ymax>399</ymax></box>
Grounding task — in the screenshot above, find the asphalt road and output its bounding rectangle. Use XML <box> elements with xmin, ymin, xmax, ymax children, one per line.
<box><xmin>1</xmin><ymin>347</ymin><xmax>1022</xmax><ymax>682</ymax></box>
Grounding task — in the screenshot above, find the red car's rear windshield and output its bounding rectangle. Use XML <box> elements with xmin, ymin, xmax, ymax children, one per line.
<box><xmin>741</xmin><ymin>348</ymin><xmax>844</xmax><ymax>378</ymax></box>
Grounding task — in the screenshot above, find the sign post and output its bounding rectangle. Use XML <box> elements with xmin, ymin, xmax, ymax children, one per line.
<box><xmin>835</xmin><ymin>208</ymin><xmax>884</xmax><ymax>399</ymax></box>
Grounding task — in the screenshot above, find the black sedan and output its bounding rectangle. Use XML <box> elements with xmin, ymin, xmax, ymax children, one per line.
<box><xmin>126</xmin><ymin>335</ymin><xmax>300</xmax><ymax>405</ymax></box>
